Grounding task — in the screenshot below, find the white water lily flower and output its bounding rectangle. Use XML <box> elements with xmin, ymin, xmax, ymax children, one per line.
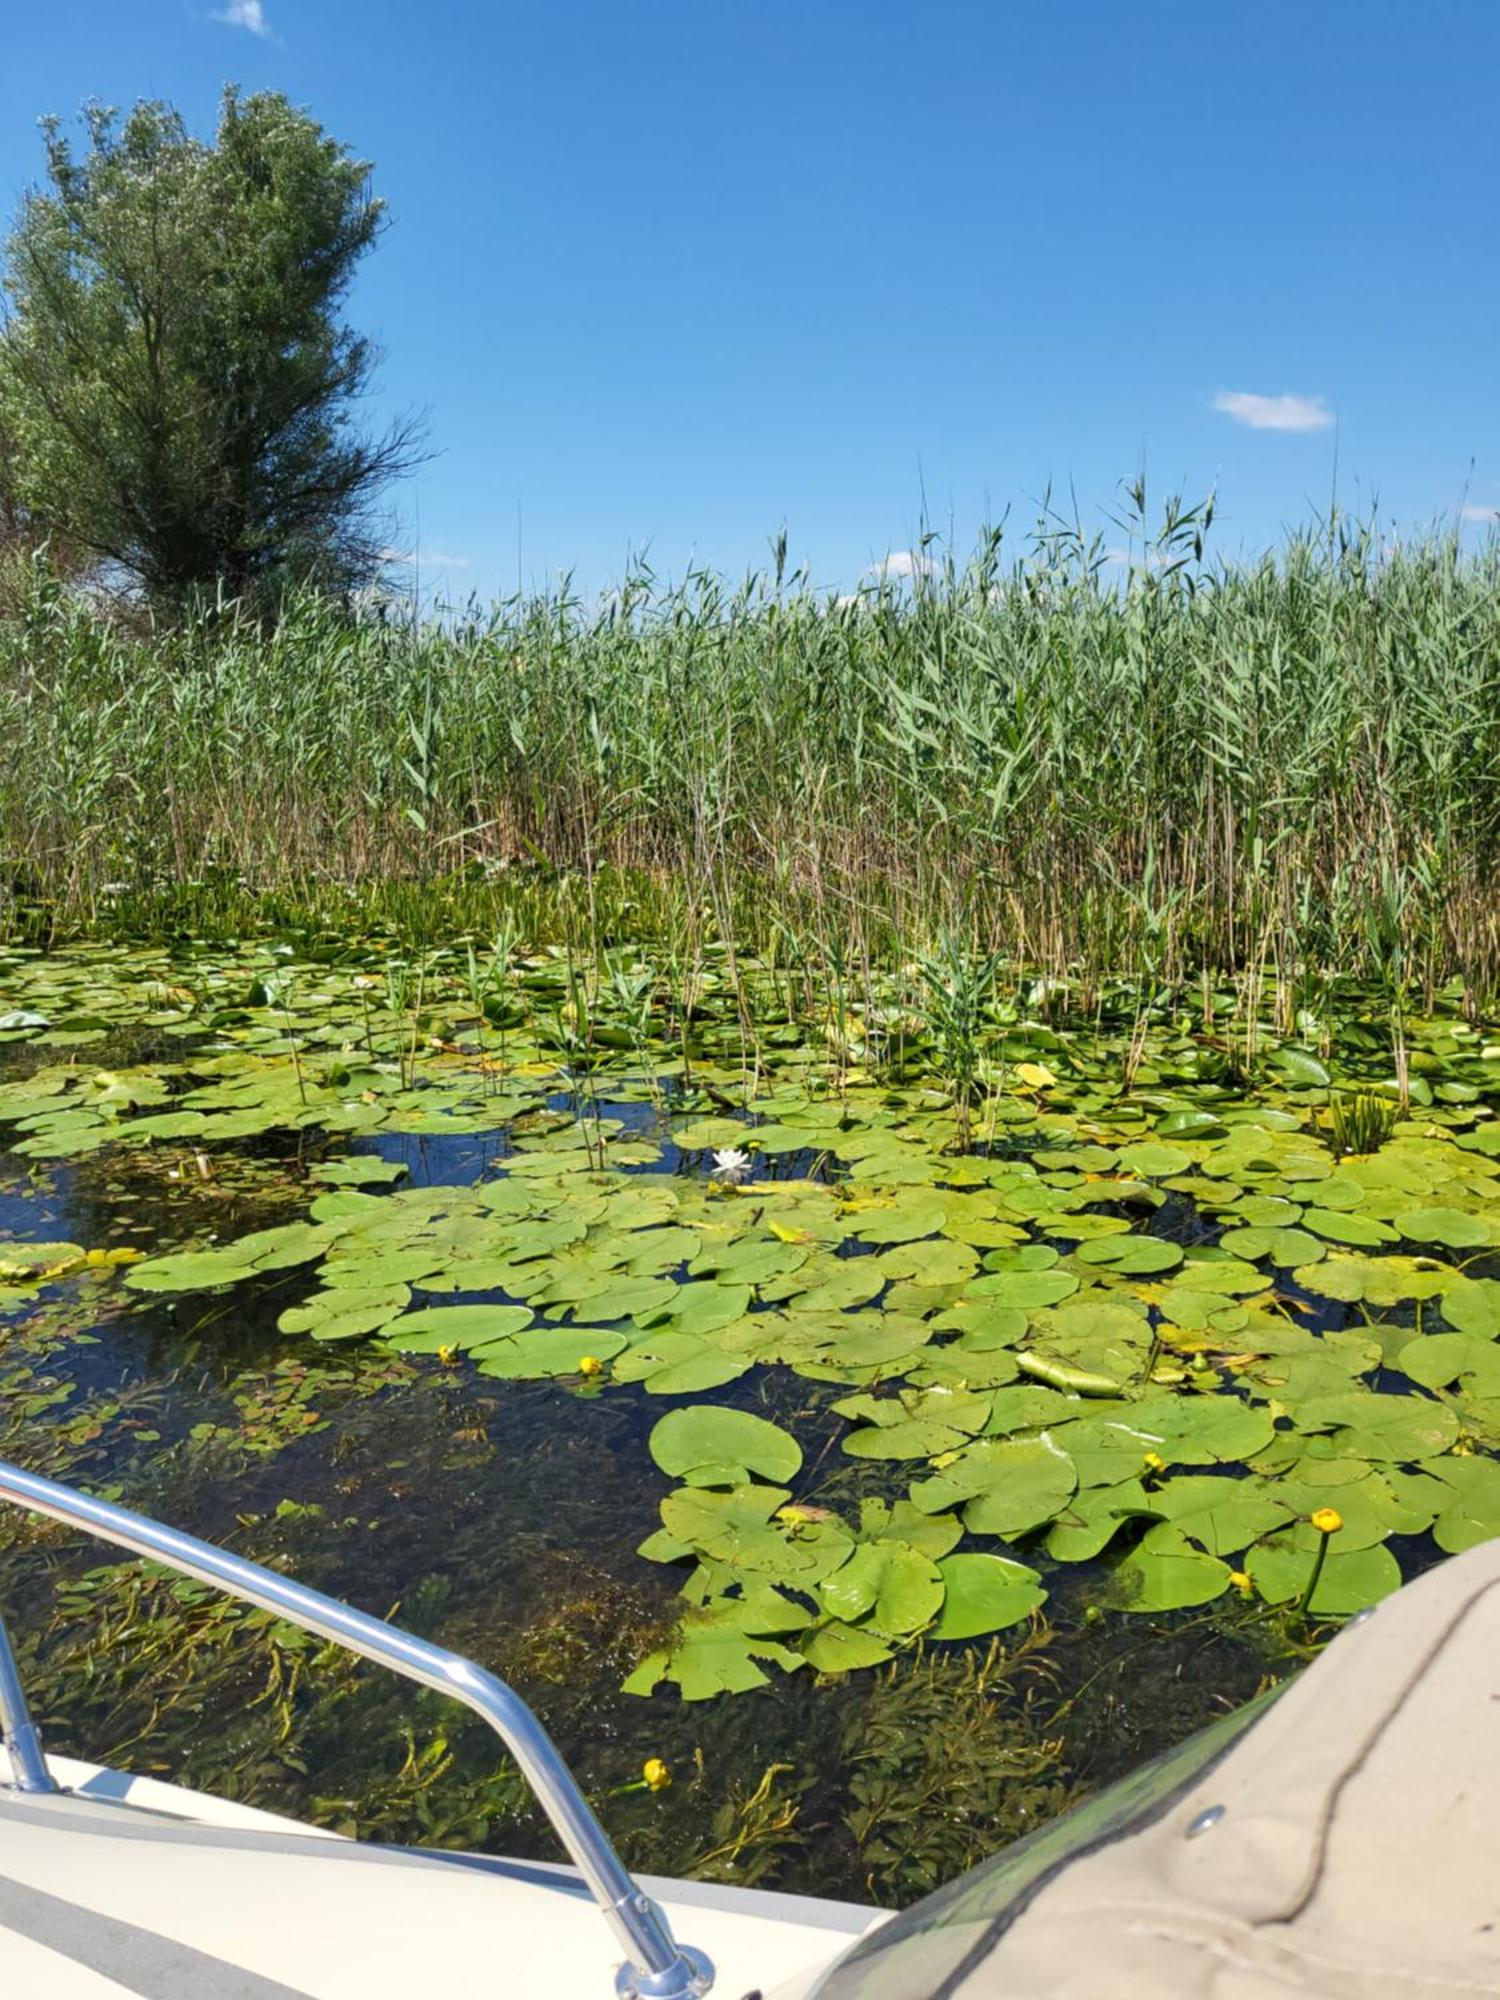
<box><xmin>710</xmin><ymin>1146</ymin><xmax>754</xmax><ymax>1185</ymax></box>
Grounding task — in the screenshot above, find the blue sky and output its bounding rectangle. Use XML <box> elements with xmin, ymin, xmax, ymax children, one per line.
<box><xmin>2</xmin><ymin>3</ymin><xmax>1497</xmax><ymax>599</ymax></box>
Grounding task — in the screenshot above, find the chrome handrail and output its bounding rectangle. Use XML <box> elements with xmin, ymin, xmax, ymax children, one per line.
<box><xmin>0</xmin><ymin>1456</ymin><xmax>712</xmax><ymax>2000</ymax></box>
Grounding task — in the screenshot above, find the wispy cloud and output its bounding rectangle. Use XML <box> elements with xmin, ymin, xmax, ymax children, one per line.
<box><xmin>214</xmin><ymin>0</ymin><xmax>270</xmax><ymax>30</ymax></box>
<box><xmin>1104</xmin><ymin>547</ymin><xmax>1173</xmax><ymax>569</ymax></box>
<box><xmin>379</xmin><ymin>546</ymin><xmax>472</xmax><ymax>570</ymax></box>
<box><xmin>1213</xmin><ymin>390</ymin><xmax>1334</xmax><ymax>433</ymax></box>
<box><xmin>1460</xmin><ymin>504</ymin><xmax>1500</xmax><ymax>525</ymax></box>
<box><xmin>866</xmin><ymin>549</ymin><xmax>937</xmax><ymax>582</ymax></box>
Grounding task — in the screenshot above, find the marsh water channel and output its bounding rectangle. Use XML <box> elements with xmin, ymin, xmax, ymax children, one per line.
<box><xmin>0</xmin><ymin>937</ymin><xmax>1497</xmax><ymax>1905</ymax></box>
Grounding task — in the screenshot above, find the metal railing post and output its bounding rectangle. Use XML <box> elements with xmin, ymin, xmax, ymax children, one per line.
<box><xmin>0</xmin><ymin>1458</ymin><xmax>710</xmax><ymax>1999</ymax></box>
<box><xmin>0</xmin><ymin>1601</ymin><xmax>55</xmax><ymax>1793</ymax></box>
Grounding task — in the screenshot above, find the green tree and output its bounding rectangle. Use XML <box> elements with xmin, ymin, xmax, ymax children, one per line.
<box><xmin>0</xmin><ymin>90</ymin><xmax>422</xmax><ymax>607</ymax></box>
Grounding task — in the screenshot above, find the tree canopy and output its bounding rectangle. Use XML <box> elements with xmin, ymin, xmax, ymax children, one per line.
<box><xmin>0</xmin><ymin>89</ymin><xmax>421</xmax><ymax>606</ymax></box>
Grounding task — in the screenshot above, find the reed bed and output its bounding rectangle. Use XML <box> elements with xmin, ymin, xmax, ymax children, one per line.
<box><xmin>3</xmin><ymin>510</ymin><xmax>1499</xmax><ymax>998</ymax></box>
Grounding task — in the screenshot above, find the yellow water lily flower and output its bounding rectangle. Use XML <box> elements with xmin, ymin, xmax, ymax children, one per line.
<box><xmin>1309</xmin><ymin>1506</ymin><xmax>1343</xmax><ymax>1535</ymax></box>
<box><xmin>642</xmin><ymin>1757</ymin><xmax>671</xmax><ymax>1793</ymax></box>
<box><xmin>1141</xmin><ymin>1450</ymin><xmax>1166</xmax><ymax>1474</ymax></box>
<box><xmin>1228</xmin><ymin>1571</ymin><xmax>1253</xmax><ymax>1596</ymax></box>
<box><xmin>436</xmin><ymin>1345</ymin><xmax>462</xmax><ymax>1367</ymax></box>
<box><xmin>578</xmin><ymin>1355</ymin><xmax>603</xmax><ymax>1379</ymax></box>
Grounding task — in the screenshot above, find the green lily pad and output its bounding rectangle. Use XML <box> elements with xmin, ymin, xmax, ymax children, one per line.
<box><xmin>932</xmin><ymin>1553</ymin><xmax>1046</xmax><ymax>1638</ymax></box>
<box><xmin>1245</xmin><ymin>1534</ymin><xmax>1401</xmax><ymax>1613</ymax></box>
<box><xmin>613</xmin><ymin>1331</ymin><xmax>752</xmax><ymax>1395</ymax></box>
<box><xmin>1293</xmin><ymin>1389</ymin><xmax>1460</xmax><ymax>1461</ymax></box>
<box><xmin>1394</xmin><ymin>1207</ymin><xmax>1493</xmax><ymax>1249</ymax></box>
<box><xmin>1216</xmin><ymin>1226</ymin><xmax>1325</xmax><ymax>1267</ymax></box>
<box><xmin>380</xmin><ymin>1304</ymin><xmax>535</xmax><ymax>1351</ymax></box>
<box><xmin>1302</xmin><ymin>1209</ymin><xmax>1399</xmax><ymax>1247</ymax></box>
<box><xmin>1103</xmin><ymin>1525</ymin><xmax>1231</xmax><ymax>1609</ymax></box>
<box><xmin>1428</xmin><ymin>1457</ymin><xmax>1500</xmax><ymax>1553</ymax></box>
<box><xmin>1442</xmin><ymin>1276</ymin><xmax>1500</xmax><ymax>1336</ymax></box>
<box><xmin>1117</xmin><ymin>1142</ymin><xmax>1194</xmax><ymax>1178</ymax></box>
<box><xmin>475</xmin><ymin>1325</ymin><xmax>629</xmax><ymax>1377</ymax></box>
<box><xmin>800</xmin><ymin>1621</ymin><xmax>894</xmax><ymax>1671</ymax></box>
<box><xmin>909</xmin><ymin>1436</ymin><xmax>1078</xmax><ymax>1536</ymax></box>
<box><xmin>1397</xmin><ymin>1334</ymin><xmax>1500</xmax><ymax>1396</ymax></box>
<box><xmin>649</xmin><ymin>1406</ymin><xmax>803</xmax><ymax>1485</ymax></box>
<box><xmin>969</xmin><ymin>1269</ymin><xmax>1080</xmax><ymax>1309</ymax></box>
<box><xmin>1148</xmin><ymin>1474</ymin><xmax>1291</xmax><ymax>1556</ymax></box>
<box><xmin>1044</xmin><ymin>1479</ymin><xmax>1152</xmax><ymax>1560</ymax></box>
<box><xmin>125</xmin><ymin>1246</ymin><xmax>259</xmax><ymax>1291</ymax></box>
<box><xmin>818</xmin><ymin>1540</ymin><xmax>943</xmax><ymax>1635</ymax></box>
<box><xmin>623</xmin><ymin>1610</ymin><xmax>806</xmax><ymax>1700</ymax></box>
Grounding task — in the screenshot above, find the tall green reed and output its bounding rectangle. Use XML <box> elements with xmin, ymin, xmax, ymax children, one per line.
<box><xmin>3</xmin><ymin>504</ymin><xmax>1498</xmax><ymax>999</ymax></box>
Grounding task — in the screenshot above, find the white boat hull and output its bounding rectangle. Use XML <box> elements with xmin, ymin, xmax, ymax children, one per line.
<box><xmin>0</xmin><ymin>1757</ymin><xmax>882</xmax><ymax>1999</ymax></box>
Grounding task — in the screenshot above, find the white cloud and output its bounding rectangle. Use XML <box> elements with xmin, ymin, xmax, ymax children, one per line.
<box><xmin>214</xmin><ymin>0</ymin><xmax>270</xmax><ymax>29</ymax></box>
<box><xmin>1104</xmin><ymin>546</ymin><xmax>1173</xmax><ymax>570</ymax></box>
<box><xmin>866</xmin><ymin>549</ymin><xmax>937</xmax><ymax>582</ymax></box>
<box><xmin>1212</xmin><ymin>390</ymin><xmax>1334</xmax><ymax>433</ymax></box>
<box><xmin>378</xmin><ymin>547</ymin><xmax>472</xmax><ymax>570</ymax></box>
<box><xmin>1460</xmin><ymin>504</ymin><xmax>1500</xmax><ymax>525</ymax></box>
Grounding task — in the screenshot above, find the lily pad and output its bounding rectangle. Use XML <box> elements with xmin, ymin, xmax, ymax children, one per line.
<box><xmin>818</xmin><ymin>1540</ymin><xmax>943</xmax><ymax>1635</ymax></box>
<box><xmin>380</xmin><ymin>1304</ymin><xmax>535</xmax><ymax>1351</ymax></box>
<box><xmin>1103</xmin><ymin>1525</ymin><xmax>1231</xmax><ymax>1610</ymax></box>
<box><xmin>1245</xmin><ymin>1534</ymin><xmax>1402</xmax><ymax>1614</ymax></box>
<box><xmin>909</xmin><ymin>1436</ymin><xmax>1078</xmax><ymax>1536</ymax></box>
<box><xmin>932</xmin><ymin>1553</ymin><xmax>1046</xmax><ymax>1638</ymax></box>
<box><xmin>649</xmin><ymin>1406</ymin><xmax>803</xmax><ymax>1486</ymax></box>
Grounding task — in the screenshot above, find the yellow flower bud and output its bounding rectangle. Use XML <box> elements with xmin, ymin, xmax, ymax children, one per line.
<box><xmin>1228</xmin><ymin>1570</ymin><xmax>1253</xmax><ymax>1596</ymax></box>
<box><xmin>436</xmin><ymin>1344</ymin><xmax>461</xmax><ymax>1367</ymax></box>
<box><xmin>642</xmin><ymin>1757</ymin><xmax>671</xmax><ymax>1793</ymax></box>
<box><xmin>1310</xmin><ymin>1506</ymin><xmax>1343</xmax><ymax>1536</ymax></box>
<box><xmin>578</xmin><ymin>1355</ymin><xmax>603</xmax><ymax>1379</ymax></box>
<box><xmin>1141</xmin><ymin>1450</ymin><xmax>1166</xmax><ymax>1474</ymax></box>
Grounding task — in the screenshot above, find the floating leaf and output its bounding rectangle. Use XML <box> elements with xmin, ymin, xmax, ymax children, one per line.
<box><xmin>623</xmin><ymin>1611</ymin><xmax>805</xmax><ymax>1700</ymax></box>
<box><xmin>125</xmin><ymin>1246</ymin><xmax>259</xmax><ymax>1291</ymax></box>
<box><xmin>649</xmin><ymin>1406</ymin><xmax>803</xmax><ymax>1485</ymax></box>
<box><xmin>1428</xmin><ymin>1457</ymin><xmax>1500</xmax><ymax>1554</ymax></box>
<box><xmin>1397</xmin><ymin>1334</ymin><xmax>1500</xmax><ymax>1396</ymax></box>
<box><xmin>933</xmin><ymin>1554</ymin><xmax>1046</xmax><ymax>1638</ymax></box>
<box><xmin>1044</xmin><ymin>1479</ymin><xmax>1152</xmax><ymax>1561</ymax></box>
<box><xmin>1245</xmin><ymin>1533</ymin><xmax>1401</xmax><ymax>1614</ymax></box>
<box><xmin>1074</xmin><ymin>1234</ymin><xmax>1183</xmax><ymax>1275</ymax></box>
<box><xmin>475</xmin><ymin>1325</ymin><xmax>629</xmax><ymax>1377</ymax></box>
<box><xmin>380</xmin><ymin>1304</ymin><xmax>534</xmax><ymax>1351</ymax></box>
<box><xmin>909</xmin><ymin>1436</ymin><xmax>1077</xmax><ymax>1536</ymax></box>
<box><xmin>1103</xmin><ymin>1525</ymin><xmax>1231</xmax><ymax>1610</ymax></box>
<box><xmin>969</xmin><ymin>1269</ymin><xmax>1080</xmax><ymax>1309</ymax></box>
<box><xmin>800</xmin><ymin>1621</ymin><xmax>894</xmax><ymax>1671</ymax></box>
<box><xmin>1116</xmin><ymin>1142</ymin><xmax>1194</xmax><ymax>1178</ymax></box>
<box><xmin>1293</xmin><ymin>1389</ymin><xmax>1459</xmax><ymax>1461</ymax></box>
<box><xmin>1148</xmin><ymin>1474</ymin><xmax>1291</xmax><ymax>1556</ymax></box>
<box><xmin>1394</xmin><ymin>1207</ymin><xmax>1493</xmax><ymax>1249</ymax></box>
<box><xmin>613</xmin><ymin>1332</ymin><xmax>752</xmax><ymax>1395</ymax></box>
<box><xmin>818</xmin><ymin>1541</ymin><xmax>943</xmax><ymax>1635</ymax></box>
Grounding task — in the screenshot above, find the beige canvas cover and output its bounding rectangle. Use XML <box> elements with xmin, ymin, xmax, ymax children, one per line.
<box><xmin>949</xmin><ymin>1538</ymin><xmax>1500</xmax><ymax>1997</ymax></box>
